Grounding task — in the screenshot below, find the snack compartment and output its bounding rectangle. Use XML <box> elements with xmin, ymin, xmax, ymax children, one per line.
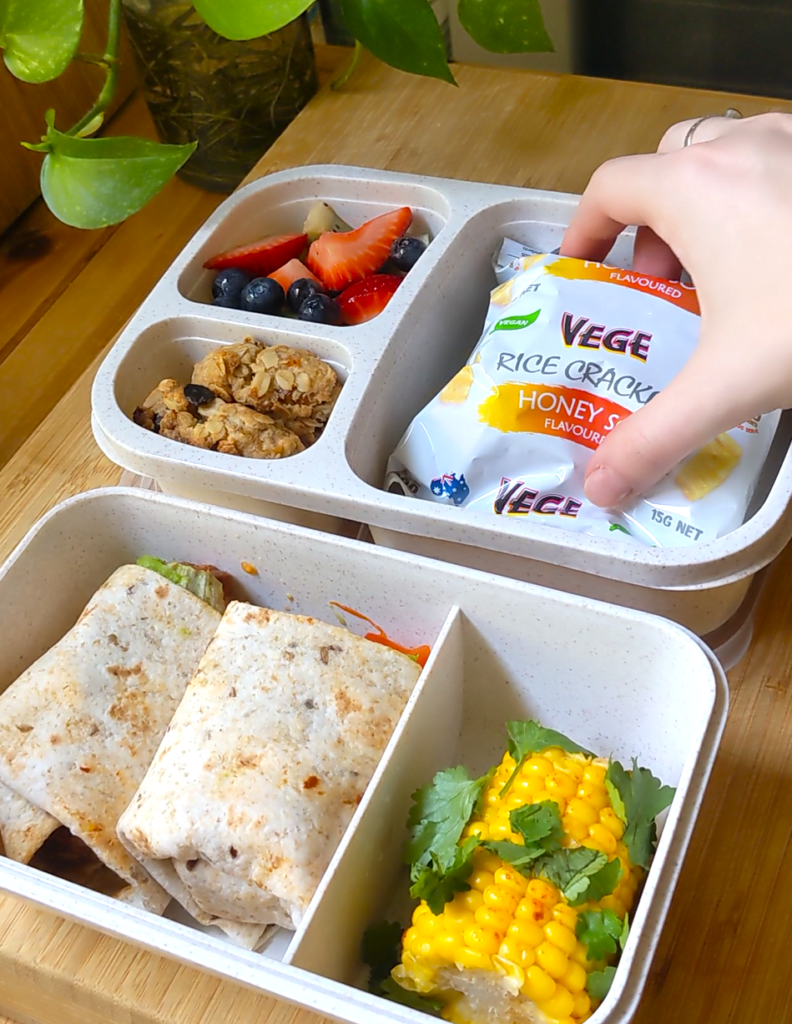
<box><xmin>0</xmin><ymin>488</ymin><xmax>726</xmax><ymax>1024</ymax></box>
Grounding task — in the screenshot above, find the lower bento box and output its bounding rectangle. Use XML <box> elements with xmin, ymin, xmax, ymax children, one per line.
<box><xmin>0</xmin><ymin>489</ymin><xmax>727</xmax><ymax>1024</ymax></box>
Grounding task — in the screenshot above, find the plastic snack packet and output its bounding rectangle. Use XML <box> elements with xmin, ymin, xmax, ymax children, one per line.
<box><xmin>386</xmin><ymin>253</ymin><xmax>779</xmax><ymax>547</ymax></box>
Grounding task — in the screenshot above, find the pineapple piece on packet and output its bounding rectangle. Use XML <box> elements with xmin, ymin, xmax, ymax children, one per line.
<box><xmin>386</xmin><ymin>251</ymin><xmax>779</xmax><ymax>547</ymax></box>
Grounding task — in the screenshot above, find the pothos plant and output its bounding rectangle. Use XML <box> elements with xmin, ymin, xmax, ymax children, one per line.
<box><xmin>0</xmin><ymin>0</ymin><xmax>553</xmax><ymax>229</ymax></box>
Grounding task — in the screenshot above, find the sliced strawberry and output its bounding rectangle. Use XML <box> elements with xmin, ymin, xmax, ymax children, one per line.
<box><xmin>268</xmin><ymin>258</ymin><xmax>320</xmax><ymax>292</ymax></box>
<box><xmin>307</xmin><ymin>207</ymin><xmax>412</xmax><ymax>291</ymax></box>
<box><xmin>203</xmin><ymin>233</ymin><xmax>307</xmax><ymax>276</ymax></box>
<box><xmin>337</xmin><ymin>274</ymin><xmax>402</xmax><ymax>325</ymax></box>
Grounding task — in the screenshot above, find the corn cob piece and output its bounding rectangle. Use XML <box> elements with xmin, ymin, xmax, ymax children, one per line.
<box><xmin>394</xmin><ymin>747</ymin><xmax>641</xmax><ymax>1024</ymax></box>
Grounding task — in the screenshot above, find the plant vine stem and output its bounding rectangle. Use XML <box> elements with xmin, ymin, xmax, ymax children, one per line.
<box><xmin>68</xmin><ymin>0</ymin><xmax>123</xmax><ymax>136</ymax></box>
<box><xmin>331</xmin><ymin>39</ymin><xmax>363</xmax><ymax>92</ymax></box>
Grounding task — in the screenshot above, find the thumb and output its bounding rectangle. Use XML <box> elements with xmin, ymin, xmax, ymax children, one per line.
<box><xmin>583</xmin><ymin>353</ymin><xmax>756</xmax><ymax>507</ymax></box>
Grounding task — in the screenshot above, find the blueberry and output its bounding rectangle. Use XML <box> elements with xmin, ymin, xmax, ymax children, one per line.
<box><xmin>287</xmin><ymin>277</ymin><xmax>325</xmax><ymax>313</ymax></box>
<box><xmin>212</xmin><ymin>267</ymin><xmax>250</xmax><ymax>301</ymax></box>
<box><xmin>212</xmin><ymin>294</ymin><xmax>241</xmax><ymax>308</ymax></box>
<box><xmin>239</xmin><ymin>277</ymin><xmax>285</xmax><ymax>315</ymax></box>
<box><xmin>390</xmin><ymin>236</ymin><xmax>427</xmax><ymax>272</ymax></box>
<box><xmin>299</xmin><ymin>293</ymin><xmax>341</xmax><ymax>325</ymax></box>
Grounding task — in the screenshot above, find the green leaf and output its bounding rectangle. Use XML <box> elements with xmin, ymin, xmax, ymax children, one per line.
<box><xmin>605</xmin><ymin>776</ymin><xmax>627</xmax><ymax>825</ymax></box>
<box><xmin>576</xmin><ymin>909</ymin><xmax>623</xmax><ymax>961</ymax></box>
<box><xmin>587</xmin><ymin>966</ymin><xmax>616</xmax><ymax>1002</ymax></box>
<box><xmin>481</xmin><ymin>839</ymin><xmax>538</xmax><ymax>876</ymax></box>
<box><xmin>409</xmin><ymin>837</ymin><xmax>479</xmax><ymax>914</ymax></box>
<box><xmin>536</xmin><ymin>847</ymin><xmax>607</xmax><ymax>905</ymax></box>
<box><xmin>500</xmin><ymin>720</ymin><xmax>592</xmax><ymax>796</ymax></box>
<box><xmin>606</xmin><ymin>760</ymin><xmax>675</xmax><ymax>869</ymax></box>
<box><xmin>137</xmin><ymin>556</ymin><xmax>226</xmax><ymax>612</ymax></box>
<box><xmin>39</xmin><ymin>128</ymin><xmax>196</xmax><ymax>229</ymax></box>
<box><xmin>361</xmin><ymin>923</ymin><xmax>443</xmax><ymax>1016</ymax></box>
<box><xmin>339</xmin><ymin>0</ymin><xmax>455</xmax><ymax>84</ymax></box>
<box><xmin>0</xmin><ymin>0</ymin><xmax>83</xmax><ymax>83</ymax></box>
<box><xmin>406</xmin><ymin>766</ymin><xmax>491</xmax><ymax>874</ymax></box>
<box><xmin>379</xmin><ymin>979</ymin><xmax>444</xmax><ymax>1016</ymax></box>
<box><xmin>620</xmin><ymin>912</ymin><xmax>630</xmax><ymax>949</ymax></box>
<box><xmin>457</xmin><ymin>0</ymin><xmax>554</xmax><ymax>54</ymax></box>
<box><xmin>192</xmin><ymin>0</ymin><xmax>314</xmax><ymax>41</ymax></box>
<box><xmin>492</xmin><ymin>311</ymin><xmax>541</xmax><ymax>332</ymax></box>
<box><xmin>509</xmin><ymin>800</ymin><xmax>563</xmax><ymax>855</ymax></box>
<box><xmin>583</xmin><ymin>857</ymin><xmax>622</xmax><ymax>906</ymax></box>
<box><xmin>361</xmin><ymin>921</ymin><xmax>403</xmax><ymax>991</ymax></box>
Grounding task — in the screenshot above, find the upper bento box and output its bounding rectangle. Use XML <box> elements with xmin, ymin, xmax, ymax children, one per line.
<box><xmin>90</xmin><ymin>164</ymin><xmax>792</xmax><ymax>639</ymax></box>
<box><xmin>0</xmin><ymin>488</ymin><xmax>726</xmax><ymax>1024</ymax></box>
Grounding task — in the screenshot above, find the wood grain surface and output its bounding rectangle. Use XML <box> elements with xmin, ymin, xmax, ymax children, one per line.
<box><xmin>1</xmin><ymin>47</ymin><xmax>792</xmax><ymax>1024</ymax></box>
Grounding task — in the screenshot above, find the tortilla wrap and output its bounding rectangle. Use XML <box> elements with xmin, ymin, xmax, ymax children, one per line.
<box><xmin>119</xmin><ymin>603</ymin><xmax>422</xmax><ymax>945</ymax></box>
<box><xmin>0</xmin><ymin>782</ymin><xmax>58</xmax><ymax>862</ymax></box>
<box><xmin>0</xmin><ymin>564</ymin><xmax>221</xmax><ymax>910</ymax></box>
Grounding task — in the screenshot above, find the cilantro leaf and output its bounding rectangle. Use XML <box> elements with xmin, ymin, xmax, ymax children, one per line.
<box><xmin>584</xmin><ymin>857</ymin><xmax>622</xmax><ymax>905</ymax></box>
<box><xmin>587</xmin><ymin>965</ymin><xmax>617</xmax><ymax>1002</ymax></box>
<box><xmin>576</xmin><ymin>909</ymin><xmax>623</xmax><ymax>960</ymax></box>
<box><xmin>361</xmin><ymin>922</ymin><xmax>443</xmax><ymax>1016</ymax></box>
<box><xmin>379</xmin><ymin>979</ymin><xmax>444</xmax><ymax>1016</ymax></box>
<box><xmin>406</xmin><ymin>767</ymin><xmax>491</xmax><ymax>873</ymax></box>
<box><xmin>362</xmin><ymin>921</ymin><xmax>403</xmax><ymax>991</ymax></box>
<box><xmin>509</xmin><ymin>800</ymin><xmax>564</xmax><ymax>855</ymax></box>
<box><xmin>409</xmin><ymin>837</ymin><xmax>479</xmax><ymax>914</ymax></box>
<box><xmin>536</xmin><ymin>847</ymin><xmax>608</xmax><ymax>904</ymax></box>
<box><xmin>620</xmin><ymin>912</ymin><xmax>630</xmax><ymax>949</ymax></box>
<box><xmin>481</xmin><ymin>839</ymin><xmax>539</xmax><ymax>875</ymax></box>
<box><xmin>606</xmin><ymin>759</ymin><xmax>676</xmax><ymax>869</ymax></box>
<box><xmin>500</xmin><ymin>720</ymin><xmax>593</xmax><ymax>795</ymax></box>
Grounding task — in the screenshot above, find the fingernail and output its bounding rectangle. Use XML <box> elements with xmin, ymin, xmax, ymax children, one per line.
<box><xmin>584</xmin><ymin>466</ymin><xmax>634</xmax><ymax>507</ymax></box>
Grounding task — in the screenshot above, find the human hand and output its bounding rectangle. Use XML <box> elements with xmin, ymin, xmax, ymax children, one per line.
<box><xmin>560</xmin><ymin>111</ymin><xmax>792</xmax><ymax>507</ymax></box>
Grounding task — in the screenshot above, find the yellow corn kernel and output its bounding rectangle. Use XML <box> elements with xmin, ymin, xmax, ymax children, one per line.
<box><xmin>572</xmin><ymin>990</ymin><xmax>592</xmax><ymax>1018</ymax></box>
<box><xmin>494</xmin><ymin>865</ymin><xmax>529</xmax><ymax>895</ymax></box>
<box><xmin>526</xmin><ymin>756</ymin><xmax>554</xmax><ymax>777</ymax></box>
<box><xmin>484</xmin><ymin>789</ymin><xmax>501</xmax><ymax>807</ymax></box>
<box><xmin>536</xmin><ymin>941</ymin><xmax>569</xmax><ymax>979</ymax></box>
<box><xmin>569</xmin><ymin>941</ymin><xmax>592</xmax><ymax>970</ymax></box>
<box><xmin>587</xmin><ymin>823</ymin><xmax>618</xmax><ymax>855</ymax></box>
<box><xmin>483</xmin><ymin>885</ymin><xmax>520</xmax><ymax>913</ymax></box>
<box><xmin>600</xmin><ymin>895</ymin><xmax>626</xmax><ymax>919</ymax></box>
<box><xmin>544</xmin><ymin>921</ymin><xmax>577</xmax><ymax>956</ymax></box>
<box><xmin>576</xmin><ymin>781</ymin><xmax>610</xmax><ymax>811</ymax></box>
<box><xmin>555</xmin><ymin>1018</ymin><xmax>577</xmax><ymax>1024</ymax></box>
<box><xmin>502</xmin><ymin>752</ymin><xmax>516</xmax><ymax>770</ymax></box>
<box><xmin>537</xmin><ymin>986</ymin><xmax>575</xmax><ymax>1022</ymax></box>
<box><xmin>599</xmin><ymin>807</ymin><xmax>625</xmax><ymax>839</ymax></box>
<box><xmin>488</xmin><ymin>820</ymin><xmax>517</xmax><ymax>841</ymax></box>
<box><xmin>560</xmin><ymin>960</ymin><xmax>587</xmax><ymax>994</ymax></box>
<box><xmin>473</xmin><ymin>849</ymin><xmax>504</xmax><ymax>873</ymax></box>
<box><xmin>508</xmin><ymin>918</ymin><xmax>545</xmax><ymax>947</ymax></box>
<box><xmin>562</xmin><ymin>814</ymin><xmax>590</xmax><ymax>843</ymax></box>
<box><xmin>527</xmin><ymin>878</ymin><xmax>559</xmax><ymax>905</ymax></box>
<box><xmin>582</xmin><ymin>764</ymin><xmax>606</xmax><ymax>784</ymax></box>
<box><xmin>475</xmin><ymin>906</ymin><xmax>512</xmax><ymax>934</ymax></box>
<box><xmin>547</xmin><ymin>771</ymin><xmax>577</xmax><ymax>801</ymax></box>
<box><xmin>515</xmin><ymin>896</ymin><xmax>551</xmax><ymax>926</ymax></box>
<box><xmin>566</xmin><ymin>797</ymin><xmax>599</xmax><ymax>827</ymax></box>
<box><xmin>560</xmin><ymin>756</ymin><xmax>585</xmax><ymax>779</ymax></box>
<box><xmin>544</xmin><ymin>747</ymin><xmax>565</xmax><ymax>761</ymax></box>
<box><xmin>513</xmin><ymin>774</ymin><xmax>540</xmax><ymax>798</ymax></box>
<box><xmin>552</xmin><ymin>904</ymin><xmax>578</xmax><ymax>931</ymax></box>
<box><xmin>522</xmin><ymin>965</ymin><xmax>557</xmax><ymax>1003</ymax></box>
<box><xmin>444</xmin><ymin>902</ymin><xmax>475</xmax><ymax>930</ymax></box>
<box><xmin>415</xmin><ymin>912</ymin><xmax>442</xmax><ymax>936</ymax></box>
<box><xmin>532</xmin><ymin>789</ymin><xmax>552</xmax><ymax>805</ymax></box>
<box><xmin>454</xmin><ymin>947</ymin><xmax>493</xmax><ymax>971</ymax></box>
<box><xmin>461</xmin><ymin>889</ymin><xmax>485</xmax><ymax>913</ymax></box>
<box><xmin>435</xmin><ymin>932</ymin><xmax>460</xmax><ymax>960</ymax></box>
<box><xmin>463</xmin><ymin>925</ymin><xmax>500</xmax><ymax>956</ymax></box>
<box><xmin>469</xmin><ymin>869</ymin><xmax>494</xmax><ymax>893</ymax></box>
<box><xmin>462</xmin><ymin>822</ymin><xmax>488</xmax><ymax>840</ymax></box>
<box><xmin>498</xmin><ymin>937</ymin><xmax>536</xmax><ymax>968</ymax></box>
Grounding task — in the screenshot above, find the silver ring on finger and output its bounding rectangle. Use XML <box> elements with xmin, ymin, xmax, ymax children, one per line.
<box><xmin>684</xmin><ymin>108</ymin><xmax>743</xmax><ymax>147</ymax></box>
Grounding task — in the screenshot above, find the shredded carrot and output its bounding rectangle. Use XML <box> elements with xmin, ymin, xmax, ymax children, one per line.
<box><xmin>329</xmin><ymin>602</ymin><xmax>431</xmax><ymax>668</ymax></box>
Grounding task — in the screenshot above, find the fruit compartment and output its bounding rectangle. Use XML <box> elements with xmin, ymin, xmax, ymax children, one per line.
<box><xmin>175</xmin><ymin>169</ymin><xmax>454</xmax><ymax>332</ymax></box>
<box><xmin>0</xmin><ymin>488</ymin><xmax>727</xmax><ymax>1024</ymax></box>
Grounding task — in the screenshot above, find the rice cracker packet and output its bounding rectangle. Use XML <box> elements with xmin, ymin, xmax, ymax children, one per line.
<box><xmin>387</xmin><ymin>253</ymin><xmax>779</xmax><ymax>547</ymax></box>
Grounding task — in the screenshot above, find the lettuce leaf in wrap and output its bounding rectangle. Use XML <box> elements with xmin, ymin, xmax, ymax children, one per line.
<box><xmin>137</xmin><ymin>556</ymin><xmax>226</xmax><ymax>612</ymax></box>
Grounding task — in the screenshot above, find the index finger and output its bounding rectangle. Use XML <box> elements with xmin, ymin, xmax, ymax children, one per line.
<box><xmin>560</xmin><ymin>152</ymin><xmax>669</xmax><ymax>262</ymax></box>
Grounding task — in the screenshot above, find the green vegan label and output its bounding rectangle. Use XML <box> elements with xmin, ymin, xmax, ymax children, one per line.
<box><xmin>493</xmin><ymin>310</ymin><xmax>541</xmax><ymax>332</ymax></box>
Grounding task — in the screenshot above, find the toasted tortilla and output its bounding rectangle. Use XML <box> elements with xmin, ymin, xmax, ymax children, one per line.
<box><xmin>119</xmin><ymin>603</ymin><xmax>422</xmax><ymax>946</ymax></box>
<box><xmin>0</xmin><ymin>564</ymin><xmax>222</xmax><ymax>910</ymax></box>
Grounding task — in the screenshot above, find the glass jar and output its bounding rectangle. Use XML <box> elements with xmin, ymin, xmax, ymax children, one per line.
<box><xmin>121</xmin><ymin>0</ymin><xmax>318</xmax><ymax>192</ymax></box>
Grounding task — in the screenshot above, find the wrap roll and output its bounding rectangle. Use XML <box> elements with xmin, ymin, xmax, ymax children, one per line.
<box><xmin>0</xmin><ymin>564</ymin><xmax>222</xmax><ymax>910</ymax></box>
<box><xmin>119</xmin><ymin>603</ymin><xmax>422</xmax><ymax>947</ymax></box>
